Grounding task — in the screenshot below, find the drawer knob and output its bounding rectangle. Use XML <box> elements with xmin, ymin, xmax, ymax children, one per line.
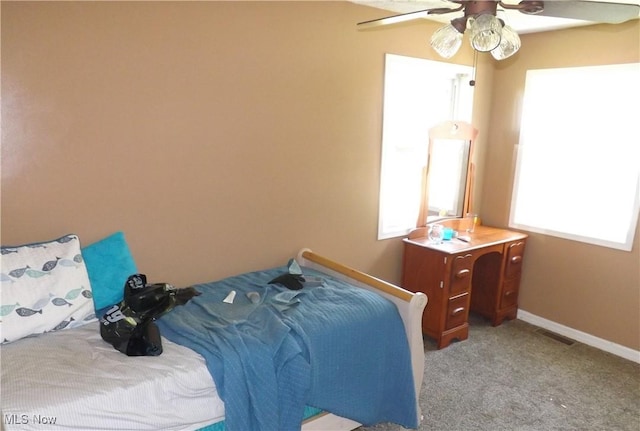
<box><xmin>456</xmin><ymin>269</ymin><xmax>471</xmax><ymax>279</ymax></box>
<box><xmin>510</xmin><ymin>256</ymin><xmax>522</xmax><ymax>264</ymax></box>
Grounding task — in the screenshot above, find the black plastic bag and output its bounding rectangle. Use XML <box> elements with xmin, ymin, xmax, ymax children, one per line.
<box><xmin>100</xmin><ymin>274</ymin><xmax>200</xmax><ymax>356</ymax></box>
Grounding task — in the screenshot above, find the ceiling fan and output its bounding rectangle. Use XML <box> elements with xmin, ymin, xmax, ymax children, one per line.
<box><xmin>357</xmin><ymin>1</ymin><xmax>640</xmax><ymax>60</ymax></box>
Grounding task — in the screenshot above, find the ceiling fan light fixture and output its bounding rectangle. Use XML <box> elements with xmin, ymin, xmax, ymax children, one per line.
<box><xmin>491</xmin><ymin>24</ymin><xmax>521</xmax><ymax>60</ymax></box>
<box><xmin>429</xmin><ymin>23</ymin><xmax>463</xmax><ymax>59</ymax></box>
<box><xmin>468</xmin><ymin>14</ymin><xmax>502</xmax><ymax>52</ymax></box>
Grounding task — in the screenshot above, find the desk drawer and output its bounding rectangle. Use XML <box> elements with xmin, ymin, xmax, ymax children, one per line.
<box><xmin>446</xmin><ymin>293</ymin><xmax>470</xmax><ymax>330</ymax></box>
<box><xmin>450</xmin><ymin>253</ymin><xmax>474</xmax><ymax>296</ymax></box>
<box><xmin>505</xmin><ymin>241</ymin><xmax>526</xmax><ymax>278</ymax></box>
<box><xmin>500</xmin><ymin>277</ymin><xmax>520</xmax><ymax>309</ymax></box>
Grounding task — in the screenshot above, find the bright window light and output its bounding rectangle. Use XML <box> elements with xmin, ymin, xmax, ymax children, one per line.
<box><xmin>510</xmin><ymin>63</ymin><xmax>640</xmax><ymax>251</ymax></box>
<box><xmin>378</xmin><ymin>54</ymin><xmax>474</xmax><ymax>239</ymax></box>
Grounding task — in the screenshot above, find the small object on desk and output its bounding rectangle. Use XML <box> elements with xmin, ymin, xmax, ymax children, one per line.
<box><xmin>443</xmin><ymin>228</ymin><xmax>455</xmax><ymax>241</ymax></box>
<box><xmin>457</xmin><ymin>235</ymin><xmax>471</xmax><ymax>243</ymax></box>
<box><xmin>465</xmin><ymin>213</ymin><xmax>479</xmax><ymax>233</ymax></box>
<box><xmin>428</xmin><ymin>223</ymin><xmax>445</xmax><ymax>244</ymax></box>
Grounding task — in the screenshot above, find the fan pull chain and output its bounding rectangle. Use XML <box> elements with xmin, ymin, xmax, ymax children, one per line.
<box><xmin>470</xmin><ymin>50</ymin><xmax>478</xmax><ymax>87</ymax></box>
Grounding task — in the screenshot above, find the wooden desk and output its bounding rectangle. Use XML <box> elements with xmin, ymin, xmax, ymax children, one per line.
<box><xmin>402</xmin><ymin>225</ymin><xmax>527</xmax><ymax>349</ymax></box>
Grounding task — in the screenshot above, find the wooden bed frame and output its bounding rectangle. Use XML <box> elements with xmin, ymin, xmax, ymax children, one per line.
<box><xmin>297</xmin><ymin>249</ymin><xmax>428</xmax><ymax>430</ymax></box>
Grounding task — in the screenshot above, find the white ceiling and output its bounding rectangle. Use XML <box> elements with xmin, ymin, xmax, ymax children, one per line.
<box><xmin>352</xmin><ymin>0</ymin><xmax>640</xmax><ymax>34</ymax></box>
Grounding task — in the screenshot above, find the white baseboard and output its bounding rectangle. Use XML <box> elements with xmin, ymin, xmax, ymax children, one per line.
<box><xmin>517</xmin><ymin>309</ymin><xmax>640</xmax><ymax>364</ymax></box>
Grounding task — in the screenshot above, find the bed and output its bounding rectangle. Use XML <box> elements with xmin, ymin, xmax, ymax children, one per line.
<box><xmin>0</xmin><ymin>233</ymin><xmax>427</xmax><ymax>431</ymax></box>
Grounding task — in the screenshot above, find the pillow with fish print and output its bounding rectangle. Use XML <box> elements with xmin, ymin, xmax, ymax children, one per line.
<box><xmin>0</xmin><ymin>234</ymin><xmax>96</xmax><ymax>344</ymax></box>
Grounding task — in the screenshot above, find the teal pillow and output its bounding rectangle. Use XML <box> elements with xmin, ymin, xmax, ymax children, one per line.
<box><xmin>82</xmin><ymin>232</ymin><xmax>137</xmax><ymax>311</ymax></box>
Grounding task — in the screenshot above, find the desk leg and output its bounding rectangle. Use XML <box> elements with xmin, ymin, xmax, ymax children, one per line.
<box><xmin>437</xmin><ymin>324</ymin><xmax>469</xmax><ymax>349</ymax></box>
<box><xmin>492</xmin><ymin>307</ymin><xmax>518</xmax><ymax>326</ymax></box>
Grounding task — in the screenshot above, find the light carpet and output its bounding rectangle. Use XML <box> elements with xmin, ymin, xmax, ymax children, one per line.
<box><xmin>357</xmin><ymin>314</ymin><xmax>640</xmax><ymax>431</ymax></box>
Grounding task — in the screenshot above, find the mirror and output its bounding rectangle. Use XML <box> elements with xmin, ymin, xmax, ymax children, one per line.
<box><xmin>416</xmin><ymin>121</ymin><xmax>477</xmax><ymax>227</ymax></box>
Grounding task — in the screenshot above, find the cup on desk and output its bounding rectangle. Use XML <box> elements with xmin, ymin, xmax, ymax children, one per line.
<box><xmin>428</xmin><ymin>223</ymin><xmax>445</xmax><ymax>244</ymax></box>
<box><xmin>465</xmin><ymin>213</ymin><xmax>479</xmax><ymax>233</ymax></box>
<box><xmin>443</xmin><ymin>227</ymin><xmax>455</xmax><ymax>241</ymax></box>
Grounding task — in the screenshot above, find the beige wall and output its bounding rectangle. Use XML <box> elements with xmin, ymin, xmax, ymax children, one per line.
<box><xmin>482</xmin><ymin>21</ymin><xmax>640</xmax><ymax>350</ymax></box>
<box><xmin>1</xmin><ymin>2</ymin><xmax>638</xmax><ymax>351</ymax></box>
<box><xmin>1</xmin><ymin>2</ymin><xmax>485</xmax><ymax>284</ymax></box>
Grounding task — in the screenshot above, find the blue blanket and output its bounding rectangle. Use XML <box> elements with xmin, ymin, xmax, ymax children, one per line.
<box><xmin>157</xmin><ymin>266</ymin><xmax>417</xmax><ymax>431</ymax></box>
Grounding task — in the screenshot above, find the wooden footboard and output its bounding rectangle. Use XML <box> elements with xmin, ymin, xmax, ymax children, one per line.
<box><xmin>297</xmin><ymin>249</ymin><xmax>428</xmax><ymax>429</ymax></box>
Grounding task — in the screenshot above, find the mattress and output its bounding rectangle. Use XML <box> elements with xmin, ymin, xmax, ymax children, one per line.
<box><xmin>0</xmin><ymin>321</ymin><xmax>223</xmax><ymax>431</ymax></box>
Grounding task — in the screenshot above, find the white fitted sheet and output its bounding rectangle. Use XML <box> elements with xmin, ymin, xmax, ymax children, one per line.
<box><xmin>0</xmin><ymin>321</ymin><xmax>224</xmax><ymax>430</ymax></box>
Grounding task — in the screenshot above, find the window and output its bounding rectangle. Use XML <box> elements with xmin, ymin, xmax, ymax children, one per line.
<box><xmin>378</xmin><ymin>54</ymin><xmax>474</xmax><ymax>239</ymax></box>
<box><xmin>510</xmin><ymin>63</ymin><xmax>640</xmax><ymax>251</ymax></box>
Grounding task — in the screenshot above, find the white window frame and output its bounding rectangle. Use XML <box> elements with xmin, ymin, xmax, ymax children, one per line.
<box><xmin>510</xmin><ymin>63</ymin><xmax>640</xmax><ymax>251</ymax></box>
<box><xmin>377</xmin><ymin>54</ymin><xmax>474</xmax><ymax>240</ymax></box>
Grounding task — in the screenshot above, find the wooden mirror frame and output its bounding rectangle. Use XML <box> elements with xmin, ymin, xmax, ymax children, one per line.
<box><xmin>416</xmin><ymin>121</ymin><xmax>478</xmax><ymax>228</ymax></box>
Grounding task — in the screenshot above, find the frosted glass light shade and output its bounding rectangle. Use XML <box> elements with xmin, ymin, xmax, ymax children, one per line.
<box><xmin>468</xmin><ymin>14</ymin><xmax>502</xmax><ymax>52</ymax></box>
<box><xmin>430</xmin><ymin>24</ymin><xmax>463</xmax><ymax>59</ymax></box>
<box><xmin>491</xmin><ymin>24</ymin><xmax>521</xmax><ymax>60</ymax></box>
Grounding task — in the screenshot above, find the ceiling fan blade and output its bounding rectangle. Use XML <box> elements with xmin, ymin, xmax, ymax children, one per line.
<box><xmin>533</xmin><ymin>1</ymin><xmax>640</xmax><ymax>24</ymax></box>
<box><xmin>357</xmin><ymin>6</ymin><xmax>462</xmax><ymax>29</ymax></box>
